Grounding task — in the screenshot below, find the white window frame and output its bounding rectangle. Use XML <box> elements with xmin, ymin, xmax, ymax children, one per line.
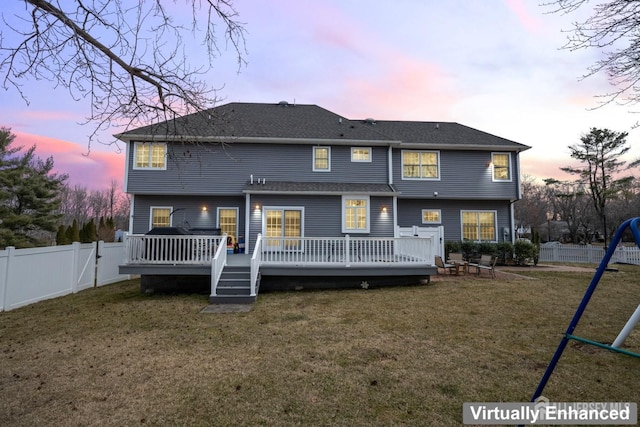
<box><xmin>491</xmin><ymin>152</ymin><xmax>512</xmax><ymax>182</ymax></box>
<box><xmin>342</xmin><ymin>195</ymin><xmax>370</xmax><ymax>234</ymax></box>
<box><xmin>262</xmin><ymin>206</ymin><xmax>305</xmax><ymax>251</ymax></box>
<box><xmin>401</xmin><ymin>150</ymin><xmax>440</xmax><ymax>180</ymax></box>
<box><xmin>149</xmin><ymin>206</ymin><xmax>173</xmax><ymax>230</ymax></box>
<box><xmin>313</xmin><ymin>146</ymin><xmax>331</xmax><ymax>172</ymax></box>
<box><xmin>134</xmin><ymin>142</ymin><xmax>167</xmax><ymax>170</ymax></box>
<box><xmin>351</xmin><ymin>147</ymin><xmax>372</xmax><ymax>162</ymax></box>
<box><xmin>421</xmin><ymin>209</ymin><xmax>442</xmax><ymax>225</ymax></box>
<box><xmin>460</xmin><ymin>210</ymin><xmax>497</xmax><ymax>242</ymax></box>
<box><xmin>217</xmin><ymin>207</ymin><xmax>239</xmax><ymax>240</ymax></box>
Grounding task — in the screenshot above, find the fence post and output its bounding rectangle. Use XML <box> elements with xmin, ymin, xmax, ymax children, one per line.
<box><xmin>96</xmin><ymin>240</ymin><xmax>104</xmax><ymax>287</ymax></box>
<box><xmin>71</xmin><ymin>242</ymin><xmax>80</xmax><ymax>293</ymax></box>
<box><xmin>1</xmin><ymin>246</ymin><xmax>15</xmax><ymax>312</ymax></box>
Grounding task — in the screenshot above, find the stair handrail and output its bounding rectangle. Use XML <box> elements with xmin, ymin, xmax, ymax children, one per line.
<box><xmin>250</xmin><ymin>234</ymin><xmax>263</xmax><ymax>297</ymax></box>
<box><xmin>210</xmin><ymin>233</ymin><xmax>228</xmax><ymax>298</ymax></box>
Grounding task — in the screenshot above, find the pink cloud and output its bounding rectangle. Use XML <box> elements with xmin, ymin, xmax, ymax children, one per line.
<box><xmin>503</xmin><ymin>0</ymin><xmax>544</xmax><ymax>34</ymax></box>
<box><xmin>12</xmin><ymin>131</ymin><xmax>125</xmax><ymax>190</ymax></box>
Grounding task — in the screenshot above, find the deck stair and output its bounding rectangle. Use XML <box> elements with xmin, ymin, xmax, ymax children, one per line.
<box><xmin>209</xmin><ymin>264</ymin><xmax>258</xmax><ymax>304</ymax></box>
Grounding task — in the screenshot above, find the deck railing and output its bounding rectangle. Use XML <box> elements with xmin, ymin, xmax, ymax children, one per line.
<box><xmin>260</xmin><ymin>235</ymin><xmax>434</xmax><ymax>267</ymax></box>
<box><xmin>124</xmin><ymin>234</ymin><xmax>226</xmax><ymax>264</ymax></box>
<box><xmin>251</xmin><ymin>234</ymin><xmax>263</xmax><ymax>296</ymax></box>
<box><xmin>209</xmin><ymin>234</ymin><xmax>228</xmax><ymax>297</ymax></box>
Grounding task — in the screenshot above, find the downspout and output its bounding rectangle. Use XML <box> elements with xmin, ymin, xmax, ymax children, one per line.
<box><xmin>387</xmin><ymin>145</ymin><xmax>393</xmax><ymax>186</ymax></box>
<box><xmin>123</xmin><ymin>142</ymin><xmax>130</xmax><ymax>193</ymax></box>
<box><xmin>389</xmin><ymin>145</ymin><xmax>397</xmax><ymax>233</ymax></box>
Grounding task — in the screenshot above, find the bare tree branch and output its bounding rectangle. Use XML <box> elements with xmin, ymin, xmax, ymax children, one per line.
<box><xmin>544</xmin><ymin>0</ymin><xmax>640</xmax><ymax>109</ymax></box>
<box><xmin>0</xmin><ymin>0</ymin><xmax>247</xmax><ymax>151</ymax></box>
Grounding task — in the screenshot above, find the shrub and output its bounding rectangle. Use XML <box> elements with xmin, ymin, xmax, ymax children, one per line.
<box><xmin>514</xmin><ymin>240</ymin><xmax>538</xmax><ymax>266</ymax></box>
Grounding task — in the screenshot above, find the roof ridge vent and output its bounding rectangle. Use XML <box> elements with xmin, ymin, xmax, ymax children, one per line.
<box><xmin>364</xmin><ymin>118</ymin><xmax>376</xmax><ymax>125</ymax></box>
<box><xmin>278</xmin><ymin>100</ymin><xmax>289</xmax><ymax>107</ymax></box>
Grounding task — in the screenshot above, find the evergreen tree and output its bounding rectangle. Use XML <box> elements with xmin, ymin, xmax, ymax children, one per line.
<box><xmin>84</xmin><ymin>219</ymin><xmax>98</xmax><ymax>242</ymax></box>
<box><xmin>56</xmin><ymin>224</ymin><xmax>71</xmax><ymax>245</ymax></box>
<box><xmin>0</xmin><ymin>128</ymin><xmax>67</xmax><ymax>248</ymax></box>
<box><xmin>66</xmin><ymin>219</ymin><xmax>80</xmax><ymax>243</ymax></box>
<box><xmin>561</xmin><ymin>128</ymin><xmax>640</xmax><ymax>246</ymax></box>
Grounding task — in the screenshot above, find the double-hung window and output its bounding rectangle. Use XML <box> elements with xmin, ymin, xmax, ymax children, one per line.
<box><xmin>134</xmin><ymin>142</ymin><xmax>167</xmax><ymax>169</ymax></box>
<box><xmin>402</xmin><ymin>150</ymin><xmax>439</xmax><ymax>179</ymax></box>
<box><xmin>313</xmin><ymin>147</ymin><xmax>331</xmax><ymax>171</ymax></box>
<box><xmin>150</xmin><ymin>206</ymin><xmax>172</xmax><ymax>229</ymax></box>
<box><xmin>342</xmin><ymin>196</ymin><xmax>370</xmax><ymax>233</ymax></box>
<box><xmin>492</xmin><ymin>153</ymin><xmax>511</xmax><ymax>181</ymax></box>
<box><xmin>462</xmin><ymin>211</ymin><xmax>497</xmax><ymax>241</ymax></box>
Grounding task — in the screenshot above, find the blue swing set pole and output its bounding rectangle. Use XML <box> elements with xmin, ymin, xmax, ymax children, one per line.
<box><xmin>531</xmin><ymin>217</ymin><xmax>640</xmax><ymax>402</ymax></box>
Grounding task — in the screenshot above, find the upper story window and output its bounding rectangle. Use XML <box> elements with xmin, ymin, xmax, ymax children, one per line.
<box><xmin>313</xmin><ymin>146</ymin><xmax>331</xmax><ymax>172</ymax></box>
<box><xmin>402</xmin><ymin>150</ymin><xmax>440</xmax><ymax>180</ymax></box>
<box><xmin>342</xmin><ymin>195</ymin><xmax>370</xmax><ymax>233</ymax></box>
<box><xmin>492</xmin><ymin>152</ymin><xmax>511</xmax><ymax>181</ymax></box>
<box><xmin>134</xmin><ymin>142</ymin><xmax>167</xmax><ymax>170</ymax></box>
<box><xmin>422</xmin><ymin>209</ymin><xmax>442</xmax><ymax>224</ymax></box>
<box><xmin>351</xmin><ymin>147</ymin><xmax>372</xmax><ymax>162</ymax></box>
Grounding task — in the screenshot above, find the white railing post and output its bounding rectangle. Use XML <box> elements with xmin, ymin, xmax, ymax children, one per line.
<box><xmin>251</xmin><ymin>234</ymin><xmax>263</xmax><ymax>297</ymax></box>
<box><xmin>210</xmin><ymin>234</ymin><xmax>228</xmax><ymax>298</ymax></box>
<box><xmin>345</xmin><ymin>234</ymin><xmax>351</xmax><ymax>267</ymax></box>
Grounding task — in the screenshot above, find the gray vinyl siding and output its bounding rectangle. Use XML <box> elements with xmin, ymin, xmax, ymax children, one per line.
<box><xmin>128</xmin><ymin>142</ymin><xmax>389</xmax><ymax>195</ymax></box>
<box><xmin>392</xmin><ymin>149</ymin><xmax>520</xmax><ymax>200</ymax></box>
<box><xmin>247</xmin><ymin>195</ymin><xmax>395</xmax><ymax>250</ymax></box>
<box><xmin>397</xmin><ymin>199</ymin><xmax>512</xmax><ymax>242</ymax></box>
<box><xmin>131</xmin><ymin>195</ymin><xmax>245</xmax><ymax>234</ymax></box>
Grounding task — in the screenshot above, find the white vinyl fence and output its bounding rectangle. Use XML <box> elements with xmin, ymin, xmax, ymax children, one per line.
<box><xmin>0</xmin><ymin>241</ymin><xmax>130</xmax><ymax>312</ymax></box>
<box><xmin>539</xmin><ymin>244</ymin><xmax>640</xmax><ymax>265</ymax></box>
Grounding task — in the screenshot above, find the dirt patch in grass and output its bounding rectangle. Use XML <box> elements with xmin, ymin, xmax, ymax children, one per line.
<box><xmin>1</xmin><ymin>265</ymin><xmax>639</xmax><ymax>426</ymax></box>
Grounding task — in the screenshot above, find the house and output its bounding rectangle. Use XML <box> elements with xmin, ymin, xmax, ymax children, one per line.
<box><xmin>117</xmin><ymin>101</ymin><xmax>530</xmax><ymax>302</ymax></box>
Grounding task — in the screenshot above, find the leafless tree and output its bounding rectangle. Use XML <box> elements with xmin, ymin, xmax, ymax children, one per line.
<box><xmin>544</xmin><ymin>0</ymin><xmax>640</xmax><ymax>107</ymax></box>
<box><xmin>0</xmin><ymin>0</ymin><xmax>247</xmax><ymax>150</ymax></box>
<box><xmin>544</xmin><ymin>178</ymin><xmax>597</xmax><ymax>243</ymax></box>
<box><xmin>514</xmin><ymin>175</ymin><xmax>550</xmax><ymax>233</ymax></box>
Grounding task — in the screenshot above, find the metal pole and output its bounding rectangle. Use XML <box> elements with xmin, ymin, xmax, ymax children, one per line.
<box><xmin>531</xmin><ymin>217</ymin><xmax>640</xmax><ymax>402</ymax></box>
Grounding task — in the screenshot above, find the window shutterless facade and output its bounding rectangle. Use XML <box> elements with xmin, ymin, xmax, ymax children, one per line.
<box><xmin>342</xmin><ymin>196</ymin><xmax>370</xmax><ymax>233</ymax></box>
<box><xmin>402</xmin><ymin>150</ymin><xmax>440</xmax><ymax>179</ymax></box>
<box><xmin>422</xmin><ymin>209</ymin><xmax>442</xmax><ymax>224</ymax></box>
<box><xmin>461</xmin><ymin>210</ymin><xmax>497</xmax><ymax>241</ymax></box>
<box><xmin>492</xmin><ymin>152</ymin><xmax>511</xmax><ymax>181</ymax></box>
<box><xmin>351</xmin><ymin>147</ymin><xmax>372</xmax><ymax>162</ymax></box>
<box><xmin>134</xmin><ymin>142</ymin><xmax>167</xmax><ymax>169</ymax></box>
<box><xmin>150</xmin><ymin>206</ymin><xmax>172</xmax><ymax>229</ymax></box>
<box><xmin>313</xmin><ymin>146</ymin><xmax>331</xmax><ymax>171</ymax></box>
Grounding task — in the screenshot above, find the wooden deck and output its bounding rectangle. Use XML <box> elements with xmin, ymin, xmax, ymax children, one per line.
<box><xmin>119</xmin><ymin>234</ymin><xmax>437</xmax><ymax>302</ymax></box>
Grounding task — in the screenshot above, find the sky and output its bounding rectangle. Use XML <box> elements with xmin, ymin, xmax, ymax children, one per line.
<box><xmin>2</xmin><ymin>0</ymin><xmax>640</xmax><ymax>190</ymax></box>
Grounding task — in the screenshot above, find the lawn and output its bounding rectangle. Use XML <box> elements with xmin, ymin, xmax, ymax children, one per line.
<box><xmin>1</xmin><ymin>265</ymin><xmax>639</xmax><ymax>426</ymax></box>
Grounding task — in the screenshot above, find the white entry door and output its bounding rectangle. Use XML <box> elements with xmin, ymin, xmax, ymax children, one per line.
<box><xmin>396</xmin><ymin>225</ymin><xmax>444</xmax><ymax>261</ymax></box>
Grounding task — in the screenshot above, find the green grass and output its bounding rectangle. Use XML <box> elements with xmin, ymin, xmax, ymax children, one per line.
<box><xmin>1</xmin><ymin>266</ymin><xmax>639</xmax><ymax>426</ymax></box>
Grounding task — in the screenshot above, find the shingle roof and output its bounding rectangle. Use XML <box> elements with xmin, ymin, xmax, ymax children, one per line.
<box><xmin>117</xmin><ymin>102</ymin><xmax>396</xmax><ymax>143</ymax></box>
<box><xmin>243</xmin><ymin>181</ymin><xmax>397</xmax><ymax>195</ymax></box>
<box><xmin>116</xmin><ymin>101</ymin><xmax>529</xmax><ymax>151</ymax></box>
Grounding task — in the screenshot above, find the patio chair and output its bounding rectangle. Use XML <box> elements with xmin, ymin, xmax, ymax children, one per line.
<box><xmin>435</xmin><ymin>255</ymin><xmax>457</xmax><ymax>275</ymax></box>
<box><xmin>468</xmin><ymin>254</ymin><xmax>497</xmax><ymax>278</ymax></box>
